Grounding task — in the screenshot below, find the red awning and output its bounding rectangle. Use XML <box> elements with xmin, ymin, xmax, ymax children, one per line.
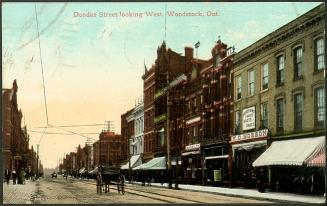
<box><xmin>305</xmin><ymin>150</ymin><xmax>325</xmax><ymax>167</ymax></box>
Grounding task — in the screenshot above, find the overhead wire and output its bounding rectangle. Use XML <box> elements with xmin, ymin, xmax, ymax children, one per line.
<box><xmin>34</xmin><ymin>123</ymin><xmax>106</xmax><ymax>128</ymax></box>
<box><xmin>35</xmin><ymin>3</ymin><xmax>49</xmax><ymax>126</ymax></box>
<box><xmin>28</xmin><ymin>130</ymin><xmax>100</xmax><ymax>135</ymax></box>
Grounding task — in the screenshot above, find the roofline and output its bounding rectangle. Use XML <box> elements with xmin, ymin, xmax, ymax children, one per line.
<box><xmin>235</xmin><ymin>3</ymin><xmax>324</xmax><ymax>59</ymax></box>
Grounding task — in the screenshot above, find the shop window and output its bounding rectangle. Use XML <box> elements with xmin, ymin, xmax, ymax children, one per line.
<box><xmin>315</xmin><ymin>87</ymin><xmax>325</xmax><ymax>128</ymax></box>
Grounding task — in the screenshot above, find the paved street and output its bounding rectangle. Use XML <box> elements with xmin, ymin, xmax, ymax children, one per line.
<box><xmin>3</xmin><ymin>175</ymin><xmax>272</xmax><ymax>204</ymax></box>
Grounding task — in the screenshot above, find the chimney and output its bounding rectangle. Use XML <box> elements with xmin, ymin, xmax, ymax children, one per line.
<box><xmin>185</xmin><ymin>47</ymin><xmax>194</xmax><ymax>60</ymax></box>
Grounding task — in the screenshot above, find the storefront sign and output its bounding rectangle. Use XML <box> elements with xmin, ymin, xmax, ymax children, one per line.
<box><xmin>231</xmin><ymin>129</ymin><xmax>268</xmax><ymax>143</ymax></box>
<box><xmin>186</xmin><ymin>116</ymin><xmax>201</xmax><ymax>125</ymax></box>
<box><xmin>185</xmin><ymin>143</ymin><xmax>201</xmax><ymax>151</ymax></box>
<box><xmin>13</xmin><ymin>156</ymin><xmax>22</xmax><ymax>160</ymax></box>
<box><xmin>214</xmin><ymin>169</ymin><xmax>222</xmax><ymax>182</ymax></box>
<box><xmin>242</xmin><ymin>106</ymin><xmax>255</xmax><ymax>130</ymax></box>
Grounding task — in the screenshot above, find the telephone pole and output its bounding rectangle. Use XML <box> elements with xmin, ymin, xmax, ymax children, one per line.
<box><xmin>105</xmin><ymin>120</ymin><xmax>114</xmax><ymax>132</ymax></box>
<box><xmin>36</xmin><ymin>144</ymin><xmax>39</xmax><ymax>178</ymax></box>
<box><xmin>167</xmin><ymin>70</ymin><xmax>172</xmax><ymax>189</ymax></box>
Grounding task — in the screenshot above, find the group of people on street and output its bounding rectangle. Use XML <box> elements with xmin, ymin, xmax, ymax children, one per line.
<box><xmin>4</xmin><ymin>167</ymin><xmax>28</xmax><ymax>185</ymax></box>
<box><xmin>129</xmin><ymin>171</ymin><xmax>164</xmax><ymax>186</ymax></box>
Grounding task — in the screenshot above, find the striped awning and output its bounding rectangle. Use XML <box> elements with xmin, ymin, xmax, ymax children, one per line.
<box><xmin>253</xmin><ymin>136</ymin><xmax>324</xmax><ymax>167</ymax></box>
<box><xmin>133</xmin><ymin>156</ymin><xmax>166</xmax><ymax>170</ymax></box>
<box><xmin>305</xmin><ymin>150</ymin><xmax>325</xmax><ymax>167</ymax></box>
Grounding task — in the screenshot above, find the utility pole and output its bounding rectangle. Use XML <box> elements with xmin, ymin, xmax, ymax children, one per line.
<box><xmin>167</xmin><ymin>70</ymin><xmax>172</xmax><ymax>189</ymax></box>
<box><xmin>128</xmin><ymin>116</ymin><xmax>133</xmax><ymax>183</ymax></box>
<box><xmin>105</xmin><ymin>120</ymin><xmax>114</xmax><ymax>132</ymax></box>
<box><xmin>36</xmin><ymin>144</ymin><xmax>39</xmax><ymax>178</ymax></box>
<box><xmin>324</xmin><ymin>32</ymin><xmax>327</xmax><ymax>204</ymax></box>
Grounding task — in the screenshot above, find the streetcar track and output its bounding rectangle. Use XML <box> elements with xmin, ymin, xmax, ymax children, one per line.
<box><xmin>68</xmin><ymin>178</ymin><xmax>202</xmax><ymax>203</ymax></box>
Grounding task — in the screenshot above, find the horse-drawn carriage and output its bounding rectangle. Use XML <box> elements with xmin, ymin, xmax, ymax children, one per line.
<box><xmin>89</xmin><ymin>165</ymin><xmax>125</xmax><ymax>195</ymax></box>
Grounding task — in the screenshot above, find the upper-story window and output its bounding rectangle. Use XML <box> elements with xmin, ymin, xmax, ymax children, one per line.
<box><xmin>235</xmin><ymin>110</ymin><xmax>241</xmax><ymax>134</ymax></box>
<box><xmin>315</xmin><ymin>38</ymin><xmax>325</xmax><ymax>71</ymax></box>
<box><xmin>236</xmin><ymin>75</ymin><xmax>242</xmax><ymax>100</ymax></box>
<box><xmin>315</xmin><ymin>87</ymin><xmax>325</xmax><ymax>128</ymax></box>
<box><xmin>294</xmin><ymin>93</ymin><xmax>303</xmax><ymax>130</ymax></box>
<box><xmin>277</xmin><ymin>55</ymin><xmax>285</xmax><ymax>85</ymax></box>
<box><xmin>276</xmin><ymin>98</ymin><xmax>284</xmax><ymax>133</ymax></box>
<box><xmin>261</xmin><ymin>63</ymin><xmax>269</xmax><ymax>90</ymax></box>
<box><xmin>248</xmin><ymin>70</ymin><xmax>255</xmax><ymax>96</ymax></box>
<box><xmin>261</xmin><ymin>102</ymin><xmax>268</xmax><ymax>129</ymax></box>
<box><xmin>294</xmin><ymin>47</ymin><xmax>303</xmax><ymax>78</ymax></box>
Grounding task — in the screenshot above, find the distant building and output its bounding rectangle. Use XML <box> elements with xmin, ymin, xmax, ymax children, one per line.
<box><xmin>97</xmin><ymin>131</ymin><xmax>123</xmax><ymax>167</ymax></box>
<box><xmin>133</xmin><ymin>99</ymin><xmax>144</xmax><ymax>156</ymax></box>
<box><xmin>121</xmin><ymin>109</ymin><xmax>134</xmax><ymax>162</ymax></box>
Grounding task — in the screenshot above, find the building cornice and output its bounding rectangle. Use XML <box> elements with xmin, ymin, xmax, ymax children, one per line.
<box><xmin>234</xmin><ymin>6</ymin><xmax>324</xmax><ymax>68</ymax></box>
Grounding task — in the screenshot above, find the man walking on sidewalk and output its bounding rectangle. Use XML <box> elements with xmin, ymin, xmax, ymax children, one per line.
<box><xmin>12</xmin><ymin>168</ymin><xmax>17</xmax><ymax>185</ymax></box>
<box><xmin>5</xmin><ymin>168</ymin><xmax>10</xmax><ymax>184</ymax></box>
<box><xmin>120</xmin><ymin>173</ymin><xmax>125</xmax><ymax>195</ymax></box>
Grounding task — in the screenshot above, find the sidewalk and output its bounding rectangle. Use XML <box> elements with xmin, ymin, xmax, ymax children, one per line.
<box><xmin>3</xmin><ymin>179</ymin><xmax>37</xmax><ymax>204</ymax></box>
<box><xmin>128</xmin><ymin>181</ymin><xmax>325</xmax><ymax>204</ymax></box>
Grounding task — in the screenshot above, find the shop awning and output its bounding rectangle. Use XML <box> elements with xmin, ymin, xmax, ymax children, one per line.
<box><xmin>305</xmin><ymin>152</ymin><xmax>325</xmax><ymax>167</ymax></box>
<box><xmin>253</xmin><ymin>136</ymin><xmax>325</xmax><ymax>167</ymax></box>
<box><xmin>205</xmin><ymin>155</ymin><xmax>229</xmax><ymax>160</ymax></box>
<box><xmin>182</xmin><ymin>151</ymin><xmax>201</xmax><ymax>156</ymax></box>
<box><xmin>89</xmin><ymin>167</ymin><xmax>98</xmax><ymax>174</ymax></box>
<box><xmin>120</xmin><ymin>154</ymin><xmax>142</xmax><ymax>170</ymax></box>
<box><xmin>79</xmin><ymin>167</ymin><xmax>86</xmax><ymax>174</ymax></box>
<box><xmin>133</xmin><ymin>156</ymin><xmax>166</xmax><ymax>170</ymax></box>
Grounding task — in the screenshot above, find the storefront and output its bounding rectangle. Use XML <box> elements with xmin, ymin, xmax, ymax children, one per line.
<box><xmin>253</xmin><ymin>135</ymin><xmax>325</xmax><ymax>194</ymax></box>
<box><xmin>230</xmin><ymin>129</ymin><xmax>268</xmax><ymax>188</ymax></box>
<box><xmin>181</xmin><ymin>143</ymin><xmax>202</xmax><ymax>185</ymax></box>
<box><xmin>204</xmin><ymin>143</ymin><xmax>229</xmax><ymax>187</ymax></box>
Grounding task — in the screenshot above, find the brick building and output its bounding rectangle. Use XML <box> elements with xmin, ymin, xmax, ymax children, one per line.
<box><xmin>200</xmin><ymin>41</ymin><xmax>235</xmax><ymax>187</ymax></box>
<box><xmin>98</xmin><ymin>131</ymin><xmax>123</xmax><ymax>167</ymax></box>
<box><xmin>121</xmin><ymin>109</ymin><xmax>135</xmax><ymax>163</ymax></box>
<box><xmin>142</xmin><ymin>65</ymin><xmax>155</xmax><ymax>162</ymax></box>
<box><xmin>153</xmin><ymin>42</ymin><xmax>193</xmax><ymax>159</ymax></box>
<box><xmin>2</xmin><ymin>80</ymin><xmax>30</xmax><ymax>172</ymax></box>
<box><xmin>232</xmin><ymin>4</ymin><xmax>325</xmax><ymax>193</ymax></box>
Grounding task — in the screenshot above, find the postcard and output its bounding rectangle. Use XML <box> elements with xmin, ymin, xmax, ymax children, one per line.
<box><xmin>2</xmin><ymin>1</ymin><xmax>326</xmax><ymax>204</ymax></box>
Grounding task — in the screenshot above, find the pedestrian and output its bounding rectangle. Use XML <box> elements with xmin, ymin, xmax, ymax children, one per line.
<box><xmin>257</xmin><ymin>168</ymin><xmax>266</xmax><ymax>193</ymax></box>
<box><xmin>160</xmin><ymin>171</ymin><xmax>164</xmax><ymax>185</ymax></box>
<box><xmin>147</xmin><ymin>172</ymin><xmax>151</xmax><ymax>186</ymax></box>
<box><xmin>120</xmin><ymin>174</ymin><xmax>125</xmax><ymax>195</ymax></box>
<box><xmin>5</xmin><ymin>167</ymin><xmax>10</xmax><ymax>184</ymax></box>
<box><xmin>96</xmin><ymin>169</ymin><xmax>102</xmax><ymax>195</ymax></box>
<box><xmin>12</xmin><ymin>168</ymin><xmax>17</xmax><ymax>185</ymax></box>
<box><xmin>21</xmin><ymin>169</ymin><xmax>26</xmax><ymax>185</ymax></box>
<box><xmin>117</xmin><ymin>175</ymin><xmax>121</xmax><ymax>194</ymax></box>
